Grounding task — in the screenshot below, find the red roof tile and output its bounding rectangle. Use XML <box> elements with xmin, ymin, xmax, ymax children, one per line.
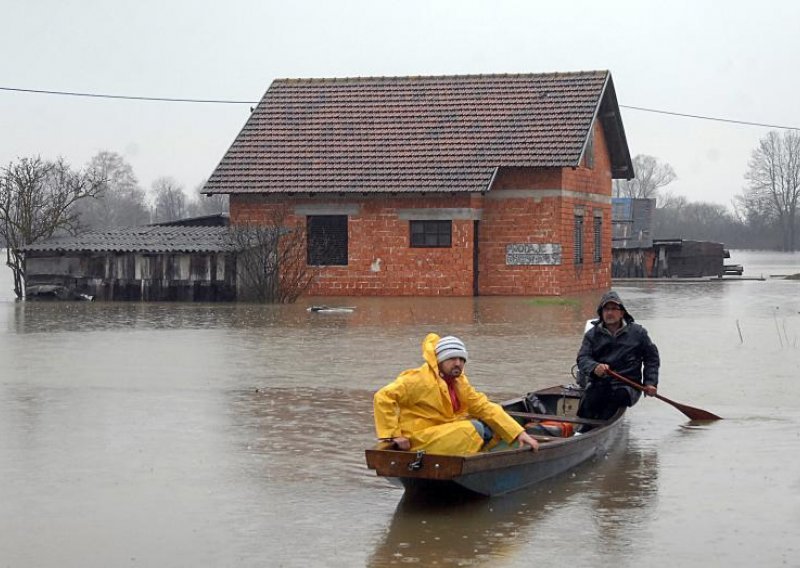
<box><xmin>204</xmin><ymin>71</ymin><xmax>632</xmax><ymax>194</ymax></box>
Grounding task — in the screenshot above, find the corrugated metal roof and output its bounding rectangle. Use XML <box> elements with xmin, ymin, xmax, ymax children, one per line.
<box><xmin>204</xmin><ymin>71</ymin><xmax>633</xmax><ymax>195</ymax></box>
<box><xmin>21</xmin><ymin>226</ymin><xmax>238</xmax><ymax>254</ymax></box>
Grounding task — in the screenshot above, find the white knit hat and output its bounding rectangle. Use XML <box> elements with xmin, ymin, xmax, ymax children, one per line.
<box><xmin>435</xmin><ymin>336</ymin><xmax>468</xmax><ymax>363</ymax></box>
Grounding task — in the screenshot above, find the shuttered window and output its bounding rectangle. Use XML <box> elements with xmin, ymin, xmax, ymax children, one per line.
<box><xmin>307</xmin><ymin>215</ymin><xmax>348</xmax><ymax>266</ymax></box>
<box><xmin>574</xmin><ymin>215</ymin><xmax>584</xmax><ymax>265</ymax></box>
<box><xmin>593</xmin><ymin>216</ymin><xmax>602</xmax><ymax>263</ymax></box>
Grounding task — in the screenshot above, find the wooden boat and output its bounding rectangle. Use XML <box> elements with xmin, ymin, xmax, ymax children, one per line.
<box><xmin>364</xmin><ymin>384</ymin><xmax>625</xmax><ymax>496</ymax></box>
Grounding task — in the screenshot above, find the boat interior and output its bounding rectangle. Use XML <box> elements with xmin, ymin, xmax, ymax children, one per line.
<box><xmin>484</xmin><ymin>385</ymin><xmax>602</xmax><ymax>452</ymax></box>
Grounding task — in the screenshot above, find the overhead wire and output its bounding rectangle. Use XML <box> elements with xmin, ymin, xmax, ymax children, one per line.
<box><xmin>619</xmin><ymin>104</ymin><xmax>800</xmax><ymax>131</ymax></box>
<box><xmin>0</xmin><ymin>86</ymin><xmax>253</xmax><ymax>104</ymax></box>
<box><xmin>1</xmin><ymin>85</ymin><xmax>799</xmax><ymax>130</ymax></box>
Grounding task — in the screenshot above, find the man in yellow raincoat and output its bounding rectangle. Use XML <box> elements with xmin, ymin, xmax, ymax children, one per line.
<box><xmin>373</xmin><ymin>333</ymin><xmax>539</xmax><ymax>455</ymax></box>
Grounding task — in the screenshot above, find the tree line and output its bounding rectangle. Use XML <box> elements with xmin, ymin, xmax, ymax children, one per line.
<box><xmin>0</xmin><ymin>151</ymin><xmax>315</xmax><ymax>303</ymax></box>
<box><xmin>2</xmin><ymin>130</ymin><xmax>798</xmax><ymax>299</ymax></box>
<box><xmin>615</xmin><ymin>130</ymin><xmax>800</xmax><ymax>252</ymax></box>
<box><xmin>0</xmin><ymin>151</ymin><xmax>227</xmax><ymax>298</ymax></box>
<box><xmin>73</xmin><ymin>150</ymin><xmax>227</xmax><ymax>228</ymax></box>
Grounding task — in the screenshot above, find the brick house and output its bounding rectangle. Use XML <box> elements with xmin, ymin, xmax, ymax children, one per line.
<box><xmin>203</xmin><ymin>70</ymin><xmax>634</xmax><ymax>296</ymax></box>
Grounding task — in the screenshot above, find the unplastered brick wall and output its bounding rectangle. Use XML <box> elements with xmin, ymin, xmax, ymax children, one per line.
<box><xmin>230</xmin><ymin>193</ymin><xmax>477</xmax><ymax>296</ymax></box>
<box><xmin>478</xmin><ymin>121</ymin><xmax>613</xmax><ymax>296</ymax></box>
<box><xmin>558</xmin><ymin>122</ymin><xmax>614</xmax><ymax>294</ymax></box>
<box><xmin>229</xmin><ymin>118</ymin><xmax>614</xmax><ymax>297</ymax></box>
<box><xmin>479</xmin><ymin>181</ymin><xmax>563</xmax><ymax>295</ymax></box>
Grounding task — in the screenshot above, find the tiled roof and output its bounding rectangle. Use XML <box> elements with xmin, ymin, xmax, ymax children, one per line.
<box><xmin>21</xmin><ymin>226</ymin><xmax>237</xmax><ymax>254</ymax></box>
<box><xmin>204</xmin><ymin>71</ymin><xmax>632</xmax><ymax>195</ymax></box>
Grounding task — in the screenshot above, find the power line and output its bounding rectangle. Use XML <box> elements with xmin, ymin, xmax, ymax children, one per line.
<box><xmin>620</xmin><ymin>104</ymin><xmax>800</xmax><ymax>131</ymax></box>
<box><xmin>0</xmin><ymin>86</ymin><xmax>255</xmax><ymax>104</ymax></box>
<box><xmin>2</xmin><ymin>85</ymin><xmax>799</xmax><ymax>130</ymax></box>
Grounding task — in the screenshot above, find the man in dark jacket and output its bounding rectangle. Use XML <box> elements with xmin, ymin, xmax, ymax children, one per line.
<box><xmin>576</xmin><ymin>291</ymin><xmax>660</xmax><ymax>420</ymax></box>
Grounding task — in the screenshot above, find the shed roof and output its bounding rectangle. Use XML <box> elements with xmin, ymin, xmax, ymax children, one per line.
<box><xmin>204</xmin><ymin>70</ymin><xmax>633</xmax><ymax>195</ymax></box>
<box><xmin>21</xmin><ymin>226</ymin><xmax>237</xmax><ymax>254</ymax></box>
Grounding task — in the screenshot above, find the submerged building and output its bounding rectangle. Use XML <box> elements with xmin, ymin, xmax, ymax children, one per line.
<box><xmin>21</xmin><ymin>216</ymin><xmax>238</xmax><ymax>301</ymax></box>
<box><xmin>611</xmin><ymin>198</ymin><xmax>731</xmax><ymax>278</ymax></box>
<box><xmin>203</xmin><ymin>70</ymin><xmax>635</xmax><ymax>296</ymax></box>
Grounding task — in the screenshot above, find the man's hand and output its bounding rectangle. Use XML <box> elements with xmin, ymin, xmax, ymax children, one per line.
<box><xmin>643</xmin><ymin>385</ymin><xmax>658</xmax><ymax>397</ymax></box>
<box><xmin>515</xmin><ymin>431</ymin><xmax>539</xmax><ymax>452</ymax></box>
<box><xmin>391</xmin><ymin>437</ymin><xmax>411</xmax><ymax>451</ymax></box>
<box><xmin>594</xmin><ymin>363</ymin><xmax>610</xmax><ymax>377</ymax></box>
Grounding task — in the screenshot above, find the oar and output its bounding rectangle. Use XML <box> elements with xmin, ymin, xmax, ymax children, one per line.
<box><xmin>607</xmin><ymin>369</ymin><xmax>722</xmax><ymax>421</ymax></box>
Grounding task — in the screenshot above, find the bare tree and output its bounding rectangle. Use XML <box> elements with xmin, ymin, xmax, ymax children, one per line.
<box><xmin>231</xmin><ymin>207</ymin><xmax>313</xmax><ymax>303</ymax></box>
<box><xmin>185</xmin><ymin>180</ymin><xmax>228</xmax><ymax>218</ymax></box>
<box><xmin>0</xmin><ymin>156</ymin><xmax>103</xmax><ymax>298</ymax></box>
<box><xmin>73</xmin><ymin>151</ymin><xmax>150</xmax><ymax>229</ymax></box>
<box><xmin>741</xmin><ymin>130</ymin><xmax>800</xmax><ymax>251</ymax></box>
<box><xmin>729</xmin><ymin>192</ymin><xmax>780</xmax><ymax>249</ymax></box>
<box><xmin>614</xmin><ymin>154</ymin><xmax>677</xmax><ymax>200</ymax></box>
<box><xmin>656</xmin><ymin>190</ymin><xmax>688</xmax><ymax>210</ymax></box>
<box><xmin>151</xmin><ymin>177</ymin><xmax>187</xmax><ymax>223</ymax></box>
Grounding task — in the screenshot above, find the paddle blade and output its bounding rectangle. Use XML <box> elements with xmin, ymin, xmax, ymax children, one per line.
<box><xmin>607</xmin><ymin>369</ymin><xmax>722</xmax><ymax>421</ymax></box>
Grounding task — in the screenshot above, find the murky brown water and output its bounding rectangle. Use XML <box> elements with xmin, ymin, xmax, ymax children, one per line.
<box><xmin>1</xmin><ymin>250</ymin><xmax>799</xmax><ymax>567</ymax></box>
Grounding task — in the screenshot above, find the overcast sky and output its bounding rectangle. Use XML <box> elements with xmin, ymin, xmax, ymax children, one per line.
<box><xmin>2</xmin><ymin>0</ymin><xmax>798</xmax><ymax>208</ymax></box>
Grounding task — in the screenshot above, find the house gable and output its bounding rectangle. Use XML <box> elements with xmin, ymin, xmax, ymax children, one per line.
<box><xmin>204</xmin><ymin>71</ymin><xmax>633</xmax><ymax>196</ymax></box>
<box><xmin>210</xmin><ymin>70</ymin><xmax>632</xmax><ymax>297</ymax></box>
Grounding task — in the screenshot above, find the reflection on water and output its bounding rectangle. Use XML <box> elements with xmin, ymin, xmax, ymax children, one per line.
<box><xmin>226</xmin><ymin>386</ymin><xmax>378</xmax><ymax>489</ymax></box>
<box><xmin>368</xmin><ymin>427</ymin><xmax>659</xmax><ymax>567</ymax></box>
<box><xmin>5</xmin><ymin>294</ymin><xmax>602</xmax><ymax>334</ymax></box>
<box><xmin>2</xmin><ymin>251</ymin><xmax>800</xmax><ymax>566</ymax></box>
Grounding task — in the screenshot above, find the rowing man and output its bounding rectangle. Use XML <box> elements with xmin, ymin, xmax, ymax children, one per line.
<box><xmin>576</xmin><ymin>291</ymin><xmax>660</xmax><ymax>420</ymax></box>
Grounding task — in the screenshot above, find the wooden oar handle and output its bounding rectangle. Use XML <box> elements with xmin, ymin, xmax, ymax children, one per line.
<box><xmin>606</xmin><ymin>369</ymin><xmax>645</xmax><ymax>391</ymax></box>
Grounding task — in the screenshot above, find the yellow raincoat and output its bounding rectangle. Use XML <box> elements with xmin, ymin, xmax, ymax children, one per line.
<box><xmin>373</xmin><ymin>333</ymin><xmax>524</xmax><ymax>455</ymax></box>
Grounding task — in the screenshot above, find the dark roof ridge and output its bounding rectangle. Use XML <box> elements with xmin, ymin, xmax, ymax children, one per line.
<box><xmin>273</xmin><ymin>70</ymin><xmax>609</xmax><ymax>83</ymax></box>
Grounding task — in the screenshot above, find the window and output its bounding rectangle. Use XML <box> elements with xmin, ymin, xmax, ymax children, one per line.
<box><xmin>410</xmin><ymin>220</ymin><xmax>452</xmax><ymax>248</ymax></box>
<box><xmin>191</xmin><ymin>255</ymin><xmax>209</xmax><ymax>280</ymax></box>
<box><xmin>593</xmin><ymin>216</ymin><xmax>602</xmax><ymax>263</ymax></box>
<box><xmin>307</xmin><ymin>215</ymin><xmax>348</xmax><ymax>266</ymax></box>
<box><xmin>574</xmin><ymin>215</ymin><xmax>584</xmax><ymax>265</ymax></box>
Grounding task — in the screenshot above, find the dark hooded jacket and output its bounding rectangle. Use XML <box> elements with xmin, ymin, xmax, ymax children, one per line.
<box><xmin>576</xmin><ymin>291</ymin><xmax>660</xmax><ymax>404</ymax></box>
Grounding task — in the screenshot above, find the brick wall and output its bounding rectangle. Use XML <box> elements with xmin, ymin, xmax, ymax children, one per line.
<box><xmin>231</xmin><ymin>194</ymin><xmax>478</xmax><ymax>296</ymax></box>
<box><xmin>229</xmin><ymin>124</ymin><xmax>614</xmax><ymax>297</ymax></box>
<box><xmin>559</xmin><ymin>122</ymin><xmax>613</xmax><ymax>294</ymax></box>
<box><xmin>477</xmin><ymin>123</ymin><xmax>613</xmax><ymax>295</ymax></box>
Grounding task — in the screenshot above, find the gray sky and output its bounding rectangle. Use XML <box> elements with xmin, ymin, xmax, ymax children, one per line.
<box><xmin>2</xmin><ymin>0</ymin><xmax>798</xmax><ymax>208</ymax></box>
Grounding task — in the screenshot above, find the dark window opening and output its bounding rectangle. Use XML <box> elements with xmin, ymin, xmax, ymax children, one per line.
<box><xmin>410</xmin><ymin>220</ymin><xmax>452</xmax><ymax>248</ymax></box>
<box><xmin>307</xmin><ymin>215</ymin><xmax>348</xmax><ymax>266</ymax></box>
<box><xmin>191</xmin><ymin>255</ymin><xmax>209</xmax><ymax>279</ymax></box>
<box><xmin>593</xmin><ymin>216</ymin><xmax>602</xmax><ymax>263</ymax></box>
<box><xmin>574</xmin><ymin>215</ymin><xmax>584</xmax><ymax>265</ymax></box>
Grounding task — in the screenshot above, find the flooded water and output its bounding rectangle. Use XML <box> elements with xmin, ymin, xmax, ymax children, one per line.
<box><xmin>1</xmin><ymin>250</ymin><xmax>799</xmax><ymax>567</ymax></box>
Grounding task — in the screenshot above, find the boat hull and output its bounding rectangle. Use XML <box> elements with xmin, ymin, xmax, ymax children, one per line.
<box><xmin>365</xmin><ymin>384</ymin><xmax>625</xmax><ymax>496</ymax></box>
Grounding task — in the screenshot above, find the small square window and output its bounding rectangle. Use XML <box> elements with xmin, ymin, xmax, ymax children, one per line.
<box><xmin>410</xmin><ymin>220</ymin><xmax>452</xmax><ymax>248</ymax></box>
